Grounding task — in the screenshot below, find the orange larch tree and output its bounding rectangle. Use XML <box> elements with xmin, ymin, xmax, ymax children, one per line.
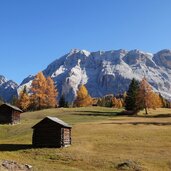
<box><xmin>31</xmin><ymin>72</ymin><xmax>47</xmax><ymax>110</ymax></box>
<box><xmin>112</xmin><ymin>97</ymin><xmax>123</xmax><ymax>108</ymax></box>
<box><xmin>136</xmin><ymin>78</ymin><xmax>161</xmax><ymax>114</ymax></box>
<box><xmin>18</xmin><ymin>86</ymin><xmax>30</xmax><ymax>111</ymax></box>
<box><xmin>74</xmin><ymin>85</ymin><xmax>92</xmax><ymax>107</ymax></box>
<box><xmin>46</xmin><ymin>77</ymin><xmax>58</xmax><ymax>108</ymax></box>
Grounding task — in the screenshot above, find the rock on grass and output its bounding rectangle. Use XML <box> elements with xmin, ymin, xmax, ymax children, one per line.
<box><xmin>0</xmin><ymin>160</ymin><xmax>32</xmax><ymax>171</ymax></box>
<box><xmin>116</xmin><ymin>160</ymin><xmax>144</xmax><ymax>171</ymax></box>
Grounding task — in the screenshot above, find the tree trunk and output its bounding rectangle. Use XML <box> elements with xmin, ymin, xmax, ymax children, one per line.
<box><xmin>145</xmin><ymin>107</ymin><xmax>148</xmax><ymax>115</ymax></box>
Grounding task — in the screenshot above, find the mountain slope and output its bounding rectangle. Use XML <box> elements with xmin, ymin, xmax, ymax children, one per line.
<box><xmin>19</xmin><ymin>49</ymin><xmax>171</xmax><ymax>103</ymax></box>
<box><xmin>0</xmin><ymin>75</ymin><xmax>18</xmax><ymax>102</ymax></box>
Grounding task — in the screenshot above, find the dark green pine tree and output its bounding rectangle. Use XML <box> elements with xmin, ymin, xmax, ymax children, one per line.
<box><xmin>125</xmin><ymin>78</ymin><xmax>139</xmax><ymax>111</ymax></box>
<box><xmin>59</xmin><ymin>94</ymin><xmax>68</xmax><ymax>107</ymax></box>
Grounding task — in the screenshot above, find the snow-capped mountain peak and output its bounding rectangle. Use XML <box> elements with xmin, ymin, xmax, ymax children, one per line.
<box><xmin>0</xmin><ymin>75</ymin><xmax>18</xmax><ymax>102</ymax></box>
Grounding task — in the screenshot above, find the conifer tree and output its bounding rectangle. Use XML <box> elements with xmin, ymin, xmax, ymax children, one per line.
<box><xmin>74</xmin><ymin>85</ymin><xmax>92</xmax><ymax>107</ymax></box>
<box><xmin>136</xmin><ymin>78</ymin><xmax>159</xmax><ymax>114</ymax></box>
<box><xmin>46</xmin><ymin>77</ymin><xmax>58</xmax><ymax>108</ymax></box>
<box><xmin>31</xmin><ymin>72</ymin><xmax>47</xmax><ymax>110</ymax></box>
<box><xmin>18</xmin><ymin>86</ymin><xmax>30</xmax><ymax>111</ymax></box>
<box><xmin>125</xmin><ymin>78</ymin><xmax>139</xmax><ymax>111</ymax></box>
<box><xmin>59</xmin><ymin>94</ymin><xmax>68</xmax><ymax>107</ymax></box>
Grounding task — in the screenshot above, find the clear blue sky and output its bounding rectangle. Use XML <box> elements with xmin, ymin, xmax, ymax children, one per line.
<box><xmin>0</xmin><ymin>0</ymin><xmax>171</xmax><ymax>84</ymax></box>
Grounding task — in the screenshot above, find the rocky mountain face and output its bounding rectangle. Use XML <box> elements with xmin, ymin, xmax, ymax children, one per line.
<box><xmin>18</xmin><ymin>48</ymin><xmax>171</xmax><ymax>103</ymax></box>
<box><xmin>0</xmin><ymin>75</ymin><xmax>18</xmax><ymax>102</ymax></box>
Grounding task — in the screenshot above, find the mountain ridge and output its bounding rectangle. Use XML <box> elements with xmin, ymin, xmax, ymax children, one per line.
<box><xmin>1</xmin><ymin>48</ymin><xmax>171</xmax><ymax>103</ymax></box>
<box><xmin>18</xmin><ymin>48</ymin><xmax>171</xmax><ymax>103</ymax></box>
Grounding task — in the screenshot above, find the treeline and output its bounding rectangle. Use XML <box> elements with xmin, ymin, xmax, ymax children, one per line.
<box><xmin>125</xmin><ymin>78</ymin><xmax>171</xmax><ymax>114</ymax></box>
<box><xmin>59</xmin><ymin>77</ymin><xmax>171</xmax><ymax>115</ymax></box>
<box><xmin>74</xmin><ymin>78</ymin><xmax>171</xmax><ymax>114</ymax></box>
<box><xmin>3</xmin><ymin>73</ymin><xmax>170</xmax><ymax>113</ymax></box>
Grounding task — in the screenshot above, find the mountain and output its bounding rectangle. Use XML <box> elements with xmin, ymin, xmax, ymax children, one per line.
<box><xmin>0</xmin><ymin>75</ymin><xmax>18</xmax><ymax>102</ymax></box>
<box><xmin>18</xmin><ymin>49</ymin><xmax>171</xmax><ymax>103</ymax></box>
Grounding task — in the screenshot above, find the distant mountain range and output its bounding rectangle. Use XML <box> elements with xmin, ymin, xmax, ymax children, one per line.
<box><xmin>0</xmin><ymin>75</ymin><xmax>18</xmax><ymax>102</ymax></box>
<box><xmin>1</xmin><ymin>49</ymin><xmax>171</xmax><ymax>103</ymax></box>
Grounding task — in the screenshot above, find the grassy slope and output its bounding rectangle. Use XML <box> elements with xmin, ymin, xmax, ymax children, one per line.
<box><xmin>0</xmin><ymin>107</ymin><xmax>171</xmax><ymax>171</ymax></box>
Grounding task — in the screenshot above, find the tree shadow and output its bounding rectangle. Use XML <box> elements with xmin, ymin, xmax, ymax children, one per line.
<box><xmin>145</xmin><ymin>114</ymin><xmax>171</xmax><ymax>118</ymax></box>
<box><xmin>101</xmin><ymin>122</ymin><xmax>171</xmax><ymax>126</ymax></box>
<box><xmin>0</xmin><ymin>144</ymin><xmax>33</xmax><ymax>152</ymax></box>
<box><xmin>73</xmin><ymin>110</ymin><xmax>171</xmax><ymax>121</ymax></box>
<box><xmin>73</xmin><ymin>110</ymin><xmax>121</xmax><ymax>117</ymax></box>
<box><xmin>127</xmin><ymin>113</ymin><xmax>171</xmax><ymax>118</ymax></box>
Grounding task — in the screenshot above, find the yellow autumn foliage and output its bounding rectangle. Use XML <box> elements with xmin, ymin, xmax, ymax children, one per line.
<box><xmin>46</xmin><ymin>77</ymin><xmax>58</xmax><ymax>108</ymax></box>
<box><xmin>74</xmin><ymin>85</ymin><xmax>92</xmax><ymax>107</ymax></box>
<box><xmin>31</xmin><ymin>72</ymin><xmax>58</xmax><ymax>110</ymax></box>
<box><xmin>18</xmin><ymin>86</ymin><xmax>30</xmax><ymax>111</ymax></box>
<box><xmin>136</xmin><ymin>78</ymin><xmax>162</xmax><ymax>114</ymax></box>
<box><xmin>112</xmin><ymin>97</ymin><xmax>123</xmax><ymax>108</ymax></box>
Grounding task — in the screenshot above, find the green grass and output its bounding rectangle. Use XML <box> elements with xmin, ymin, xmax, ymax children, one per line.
<box><xmin>0</xmin><ymin>107</ymin><xmax>171</xmax><ymax>170</ymax></box>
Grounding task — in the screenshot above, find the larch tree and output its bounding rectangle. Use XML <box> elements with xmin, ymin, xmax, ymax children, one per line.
<box><xmin>153</xmin><ymin>93</ymin><xmax>162</xmax><ymax>108</ymax></box>
<box><xmin>18</xmin><ymin>86</ymin><xmax>30</xmax><ymax>111</ymax></box>
<box><xmin>46</xmin><ymin>77</ymin><xmax>58</xmax><ymax>108</ymax></box>
<box><xmin>159</xmin><ymin>93</ymin><xmax>167</xmax><ymax>108</ymax></box>
<box><xmin>112</xmin><ymin>97</ymin><xmax>123</xmax><ymax>108</ymax></box>
<box><xmin>31</xmin><ymin>72</ymin><xmax>47</xmax><ymax>110</ymax></box>
<box><xmin>125</xmin><ymin>78</ymin><xmax>139</xmax><ymax>111</ymax></box>
<box><xmin>74</xmin><ymin>85</ymin><xmax>92</xmax><ymax>107</ymax></box>
<box><xmin>117</xmin><ymin>99</ymin><xmax>123</xmax><ymax>108</ymax></box>
<box><xmin>136</xmin><ymin>78</ymin><xmax>159</xmax><ymax>114</ymax></box>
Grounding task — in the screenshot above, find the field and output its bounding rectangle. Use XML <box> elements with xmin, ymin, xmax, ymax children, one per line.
<box><xmin>0</xmin><ymin>107</ymin><xmax>171</xmax><ymax>171</ymax></box>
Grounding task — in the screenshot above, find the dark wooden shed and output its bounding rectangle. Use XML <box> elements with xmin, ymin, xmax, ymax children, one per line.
<box><xmin>32</xmin><ymin>116</ymin><xmax>72</xmax><ymax>148</ymax></box>
<box><xmin>0</xmin><ymin>103</ymin><xmax>23</xmax><ymax>124</ymax></box>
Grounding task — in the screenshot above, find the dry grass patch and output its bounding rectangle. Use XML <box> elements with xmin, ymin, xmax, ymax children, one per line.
<box><xmin>0</xmin><ymin>107</ymin><xmax>171</xmax><ymax>170</ymax></box>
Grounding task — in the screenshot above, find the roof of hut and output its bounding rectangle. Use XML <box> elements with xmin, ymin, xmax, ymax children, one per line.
<box><xmin>32</xmin><ymin>116</ymin><xmax>72</xmax><ymax>129</ymax></box>
<box><xmin>0</xmin><ymin>103</ymin><xmax>23</xmax><ymax>112</ymax></box>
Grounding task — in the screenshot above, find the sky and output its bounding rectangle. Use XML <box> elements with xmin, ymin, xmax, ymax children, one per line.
<box><xmin>0</xmin><ymin>0</ymin><xmax>171</xmax><ymax>84</ymax></box>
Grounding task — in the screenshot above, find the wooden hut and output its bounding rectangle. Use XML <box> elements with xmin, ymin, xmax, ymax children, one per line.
<box><xmin>0</xmin><ymin>103</ymin><xmax>23</xmax><ymax>124</ymax></box>
<box><xmin>32</xmin><ymin>116</ymin><xmax>72</xmax><ymax>148</ymax></box>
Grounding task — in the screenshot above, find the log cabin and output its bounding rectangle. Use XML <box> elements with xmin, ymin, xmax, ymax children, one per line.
<box><xmin>32</xmin><ymin>116</ymin><xmax>72</xmax><ymax>148</ymax></box>
<box><xmin>0</xmin><ymin>103</ymin><xmax>23</xmax><ymax>124</ymax></box>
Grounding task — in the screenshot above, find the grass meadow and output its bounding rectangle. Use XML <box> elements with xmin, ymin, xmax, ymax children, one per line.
<box><xmin>0</xmin><ymin>107</ymin><xmax>171</xmax><ymax>171</ymax></box>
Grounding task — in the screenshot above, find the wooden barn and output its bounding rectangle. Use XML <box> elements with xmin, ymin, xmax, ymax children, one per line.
<box><xmin>0</xmin><ymin>103</ymin><xmax>23</xmax><ymax>124</ymax></box>
<box><xmin>32</xmin><ymin>116</ymin><xmax>72</xmax><ymax>148</ymax></box>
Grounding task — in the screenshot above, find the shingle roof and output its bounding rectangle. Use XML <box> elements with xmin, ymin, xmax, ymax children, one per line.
<box><xmin>1</xmin><ymin>103</ymin><xmax>23</xmax><ymax>112</ymax></box>
<box><xmin>32</xmin><ymin>116</ymin><xmax>72</xmax><ymax>128</ymax></box>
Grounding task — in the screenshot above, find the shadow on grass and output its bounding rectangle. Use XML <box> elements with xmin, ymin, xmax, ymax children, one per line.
<box><xmin>144</xmin><ymin>114</ymin><xmax>171</xmax><ymax>118</ymax></box>
<box><xmin>0</xmin><ymin>144</ymin><xmax>33</xmax><ymax>151</ymax></box>
<box><xmin>127</xmin><ymin>113</ymin><xmax>171</xmax><ymax>118</ymax></box>
<box><xmin>73</xmin><ymin>110</ymin><xmax>171</xmax><ymax>119</ymax></box>
<box><xmin>101</xmin><ymin>122</ymin><xmax>171</xmax><ymax>126</ymax></box>
<box><xmin>73</xmin><ymin>110</ymin><xmax>121</xmax><ymax>117</ymax></box>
